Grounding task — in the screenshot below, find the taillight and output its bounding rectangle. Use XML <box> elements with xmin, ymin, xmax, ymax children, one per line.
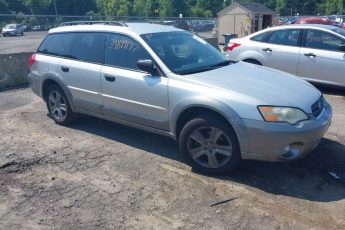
<box><xmin>28</xmin><ymin>53</ymin><xmax>36</xmax><ymax>68</ymax></box>
<box><xmin>227</xmin><ymin>42</ymin><xmax>241</xmax><ymax>51</ymax></box>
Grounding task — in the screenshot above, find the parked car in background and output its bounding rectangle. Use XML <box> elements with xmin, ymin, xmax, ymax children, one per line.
<box><xmin>287</xmin><ymin>16</ymin><xmax>300</xmax><ymax>24</ymax></box>
<box><xmin>32</xmin><ymin>25</ymin><xmax>42</xmax><ymax>31</ymax></box>
<box><xmin>173</xmin><ymin>19</ymin><xmax>189</xmax><ymax>31</ymax></box>
<box><xmin>28</xmin><ymin>21</ymin><xmax>332</xmax><ymax>174</ymax></box>
<box><xmin>278</xmin><ymin>18</ymin><xmax>289</xmax><ymax>25</ymax></box>
<box><xmin>21</xmin><ymin>24</ymin><xmax>32</xmax><ymax>31</ymax></box>
<box><xmin>226</xmin><ymin>24</ymin><xmax>345</xmax><ymax>89</ymax></box>
<box><xmin>1</xmin><ymin>24</ymin><xmax>24</xmax><ymax>37</ymax></box>
<box><xmin>295</xmin><ymin>17</ymin><xmax>337</xmax><ymax>26</ymax></box>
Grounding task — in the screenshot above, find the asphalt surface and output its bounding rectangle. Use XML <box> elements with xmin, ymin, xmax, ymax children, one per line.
<box><xmin>0</xmin><ymin>31</ymin><xmax>47</xmax><ymax>54</ymax></box>
<box><xmin>0</xmin><ymin>86</ymin><xmax>344</xmax><ymax>229</ymax></box>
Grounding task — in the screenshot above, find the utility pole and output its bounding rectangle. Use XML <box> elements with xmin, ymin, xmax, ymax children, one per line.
<box><xmin>53</xmin><ymin>0</ymin><xmax>58</xmax><ymax>16</ymax></box>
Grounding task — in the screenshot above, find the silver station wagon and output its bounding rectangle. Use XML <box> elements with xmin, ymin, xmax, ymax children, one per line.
<box><xmin>28</xmin><ymin>21</ymin><xmax>332</xmax><ymax>174</ymax></box>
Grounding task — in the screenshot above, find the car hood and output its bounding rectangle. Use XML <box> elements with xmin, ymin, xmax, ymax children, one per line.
<box><xmin>183</xmin><ymin>62</ymin><xmax>321</xmax><ymax>113</ymax></box>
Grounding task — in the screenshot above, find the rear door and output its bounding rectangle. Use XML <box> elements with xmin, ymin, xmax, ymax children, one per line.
<box><xmin>59</xmin><ymin>32</ymin><xmax>105</xmax><ymax>112</ymax></box>
<box><xmin>100</xmin><ymin>33</ymin><xmax>169</xmax><ymax>130</ymax></box>
<box><xmin>297</xmin><ymin>29</ymin><xmax>345</xmax><ymax>87</ymax></box>
<box><xmin>256</xmin><ymin>29</ymin><xmax>301</xmax><ymax>75</ymax></box>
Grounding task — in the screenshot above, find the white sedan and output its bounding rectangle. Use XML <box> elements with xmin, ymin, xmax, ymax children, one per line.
<box><xmin>226</xmin><ymin>24</ymin><xmax>345</xmax><ymax>88</ymax></box>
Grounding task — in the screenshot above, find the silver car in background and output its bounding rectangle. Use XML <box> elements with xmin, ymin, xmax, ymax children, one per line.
<box><xmin>1</xmin><ymin>24</ymin><xmax>25</xmax><ymax>37</ymax></box>
<box><xmin>28</xmin><ymin>22</ymin><xmax>332</xmax><ymax>174</ymax></box>
<box><xmin>226</xmin><ymin>24</ymin><xmax>345</xmax><ymax>88</ymax></box>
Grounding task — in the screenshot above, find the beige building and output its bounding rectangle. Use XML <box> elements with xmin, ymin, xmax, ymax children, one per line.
<box><xmin>218</xmin><ymin>2</ymin><xmax>274</xmax><ymax>44</ymax></box>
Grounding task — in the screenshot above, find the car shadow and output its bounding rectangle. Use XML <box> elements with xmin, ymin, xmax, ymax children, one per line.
<box><xmin>68</xmin><ymin>114</ymin><xmax>345</xmax><ymax>203</ymax></box>
<box><xmin>207</xmin><ymin>138</ymin><xmax>345</xmax><ymax>202</ymax></box>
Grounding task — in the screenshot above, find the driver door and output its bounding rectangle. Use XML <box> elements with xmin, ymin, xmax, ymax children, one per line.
<box><xmin>101</xmin><ymin>33</ymin><xmax>169</xmax><ymax>130</ymax></box>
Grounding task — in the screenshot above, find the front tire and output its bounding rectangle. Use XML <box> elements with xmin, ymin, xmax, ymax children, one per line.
<box><xmin>45</xmin><ymin>85</ymin><xmax>76</xmax><ymax>125</ymax></box>
<box><xmin>179</xmin><ymin>114</ymin><xmax>241</xmax><ymax>174</ymax></box>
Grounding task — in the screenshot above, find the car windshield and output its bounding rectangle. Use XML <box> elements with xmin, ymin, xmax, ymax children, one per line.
<box><xmin>332</xmin><ymin>28</ymin><xmax>345</xmax><ymax>37</ymax></box>
<box><xmin>5</xmin><ymin>25</ymin><xmax>15</xmax><ymax>29</ymax></box>
<box><xmin>141</xmin><ymin>31</ymin><xmax>231</xmax><ymax>75</ymax></box>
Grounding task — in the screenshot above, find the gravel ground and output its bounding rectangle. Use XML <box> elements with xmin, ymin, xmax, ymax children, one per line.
<box><xmin>0</xmin><ymin>87</ymin><xmax>344</xmax><ymax>230</ymax></box>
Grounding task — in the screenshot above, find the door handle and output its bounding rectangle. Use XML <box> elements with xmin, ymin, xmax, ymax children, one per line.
<box><xmin>105</xmin><ymin>74</ymin><xmax>116</xmax><ymax>82</ymax></box>
<box><xmin>61</xmin><ymin>66</ymin><xmax>69</xmax><ymax>72</ymax></box>
<box><xmin>304</xmin><ymin>53</ymin><xmax>316</xmax><ymax>58</ymax></box>
<box><xmin>262</xmin><ymin>48</ymin><xmax>272</xmax><ymax>52</ymax></box>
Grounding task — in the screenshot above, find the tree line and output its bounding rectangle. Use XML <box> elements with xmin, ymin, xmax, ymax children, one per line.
<box><xmin>0</xmin><ymin>0</ymin><xmax>344</xmax><ymax>17</ymax></box>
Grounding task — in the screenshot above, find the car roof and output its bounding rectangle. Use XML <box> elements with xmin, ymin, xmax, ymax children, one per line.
<box><xmin>49</xmin><ymin>22</ymin><xmax>183</xmax><ymax>35</ymax></box>
<box><xmin>246</xmin><ymin>24</ymin><xmax>341</xmax><ymax>38</ymax></box>
<box><xmin>271</xmin><ymin>24</ymin><xmax>339</xmax><ymax>30</ymax></box>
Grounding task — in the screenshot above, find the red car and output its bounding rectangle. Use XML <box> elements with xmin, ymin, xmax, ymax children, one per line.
<box><xmin>295</xmin><ymin>17</ymin><xmax>337</xmax><ymax>26</ymax></box>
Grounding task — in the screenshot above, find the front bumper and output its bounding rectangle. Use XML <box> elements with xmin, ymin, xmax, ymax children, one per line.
<box><xmin>239</xmin><ymin>102</ymin><xmax>332</xmax><ymax>162</ymax></box>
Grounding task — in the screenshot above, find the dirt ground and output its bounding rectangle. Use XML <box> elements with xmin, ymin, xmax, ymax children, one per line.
<box><xmin>0</xmin><ymin>87</ymin><xmax>344</xmax><ymax>230</ymax></box>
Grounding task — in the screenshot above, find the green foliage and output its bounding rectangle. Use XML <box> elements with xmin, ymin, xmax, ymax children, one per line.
<box><xmin>319</xmin><ymin>0</ymin><xmax>344</xmax><ymax>15</ymax></box>
<box><xmin>171</xmin><ymin>0</ymin><xmax>188</xmax><ymax>17</ymax></box>
<box><xmin>1</xmin><ymin>0</ymin><xmax>344</xmax><ymax>18</ymax></box>
<box><xmin>22</xmin><ymin>0</ymin><xmax>52</xmax><ymax>14</ymax></box>
<box><xmin>159</xmin><ymin>0</ymin><xmax>173</xmax><ymax>17</ymax></box>
<box><xmin>132</xmin><ymin>0</ymin><xmax>146</xmax><ymax>16</ymax></box>
<box><xmin>0</xmin><ymin>0</ymin><xmax>9</xmax><ymax>13</ymax></box>
<box><xmin>146</xmin><ymin>0</ymin><xmax>160</xmax><ymax>17</ymax></box>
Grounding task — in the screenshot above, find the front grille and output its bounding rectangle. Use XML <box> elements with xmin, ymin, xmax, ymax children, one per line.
<box><xmin>311</xmin><ymin>96</ymin><xmax>324</xmax><ymax>117</ymax></box>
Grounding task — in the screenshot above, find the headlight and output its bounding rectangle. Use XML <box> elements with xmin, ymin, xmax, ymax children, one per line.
<box><xmin>258</xmin><ymin>106</ymin><xmax>308</xmax><ymax>124</ymax></box>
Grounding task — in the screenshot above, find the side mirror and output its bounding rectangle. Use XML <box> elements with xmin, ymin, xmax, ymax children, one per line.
<box><xmin>339</xmin><ymin>45</ymin><xmax>345</xmax><ymax>52</ymax></box>
<box><xmin>137</xmin><ymin>59</ymin><xmax>159</xmax><ymax>76</ymax></box>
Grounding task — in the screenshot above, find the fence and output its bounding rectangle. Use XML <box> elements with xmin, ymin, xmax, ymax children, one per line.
<box><xmin>0</xmin><ymin>14</ymin><xmax>216</xmax><ymax>36</ymax></box>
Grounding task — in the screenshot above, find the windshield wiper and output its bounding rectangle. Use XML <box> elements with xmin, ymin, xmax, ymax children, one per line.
<box><xmin>209</xmin><ymin>60</ymin><xmax>232</xmax><ymax>68</ymax></box>
<box><xmin>178</xmin><ymin>60</ymin><xmax>232</xmax><ymax>75</ymax></box>
<box><xmin>178</xmin><ymin>66</ymin><xmax>216</xmax><ymax>75</ymax></box>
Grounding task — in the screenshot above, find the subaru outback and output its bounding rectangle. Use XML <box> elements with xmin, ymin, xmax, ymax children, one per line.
<box><xmin>28</xmin><ymin>21</ymin><xmax>332</xmax><ymax>174</ymax></box>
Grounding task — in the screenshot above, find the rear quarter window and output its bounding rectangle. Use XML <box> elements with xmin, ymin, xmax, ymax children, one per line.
<box><xmin>250</xmin><ymin>31</ymin><xmax>270</xmax><ymax>42</ymax></box>
<box><xmin>37</xmin><ymin>33</ymin><xmax>78</xmax><ymax>57</ymax></box>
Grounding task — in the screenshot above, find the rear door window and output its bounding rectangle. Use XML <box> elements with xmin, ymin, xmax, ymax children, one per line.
<box><xmin>37</xmin><ymin>33</ymin><xmax>77</xmax><ymax>57</ymax></box>
<box><xmin>250</xmin><ymin>31</ymin><xmax>270</xmax><ymax>42</ymax></box>
<box><xmin>69</xmin><ymin>33</ymin><xmax>105</xmax><ymax>64</ymax></box>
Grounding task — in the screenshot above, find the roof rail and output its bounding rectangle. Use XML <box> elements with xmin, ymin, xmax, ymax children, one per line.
<box><xmin>59</xmin><ymin>21</ymin><xmax>128</xmax><ymax>27</ymax></box>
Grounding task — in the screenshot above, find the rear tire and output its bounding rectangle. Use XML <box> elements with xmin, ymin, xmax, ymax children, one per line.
<box><xmin>179</xmin><ymin>114</ymin><xmax>241</xmax><ymax>174</ymax></box>
<box><xmin>45</xmin><ymin>85</ymin><xmax>76</xmax><ymax>126</ymax></box>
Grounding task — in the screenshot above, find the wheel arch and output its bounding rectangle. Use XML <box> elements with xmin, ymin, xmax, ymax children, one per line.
<box><xmin>172</xmin><ymin>100</ymin><xmax>243</xmax><ymax>144</ymax></box>
<box><xmin>41</xmin><ymin>74</ymin><xmax>75</xmax><ymax>109</ymax></box>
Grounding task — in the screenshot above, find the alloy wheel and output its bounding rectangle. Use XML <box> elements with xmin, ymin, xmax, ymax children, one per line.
<box><xmin>48</xmin><ymin>90</ymin><xmax>68</xmax><ymax>121</ymax></box>
<box><xmin>187</xmin><ymin>126</ymin><xmax>233</xmax><ymax>169</ymax></box>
